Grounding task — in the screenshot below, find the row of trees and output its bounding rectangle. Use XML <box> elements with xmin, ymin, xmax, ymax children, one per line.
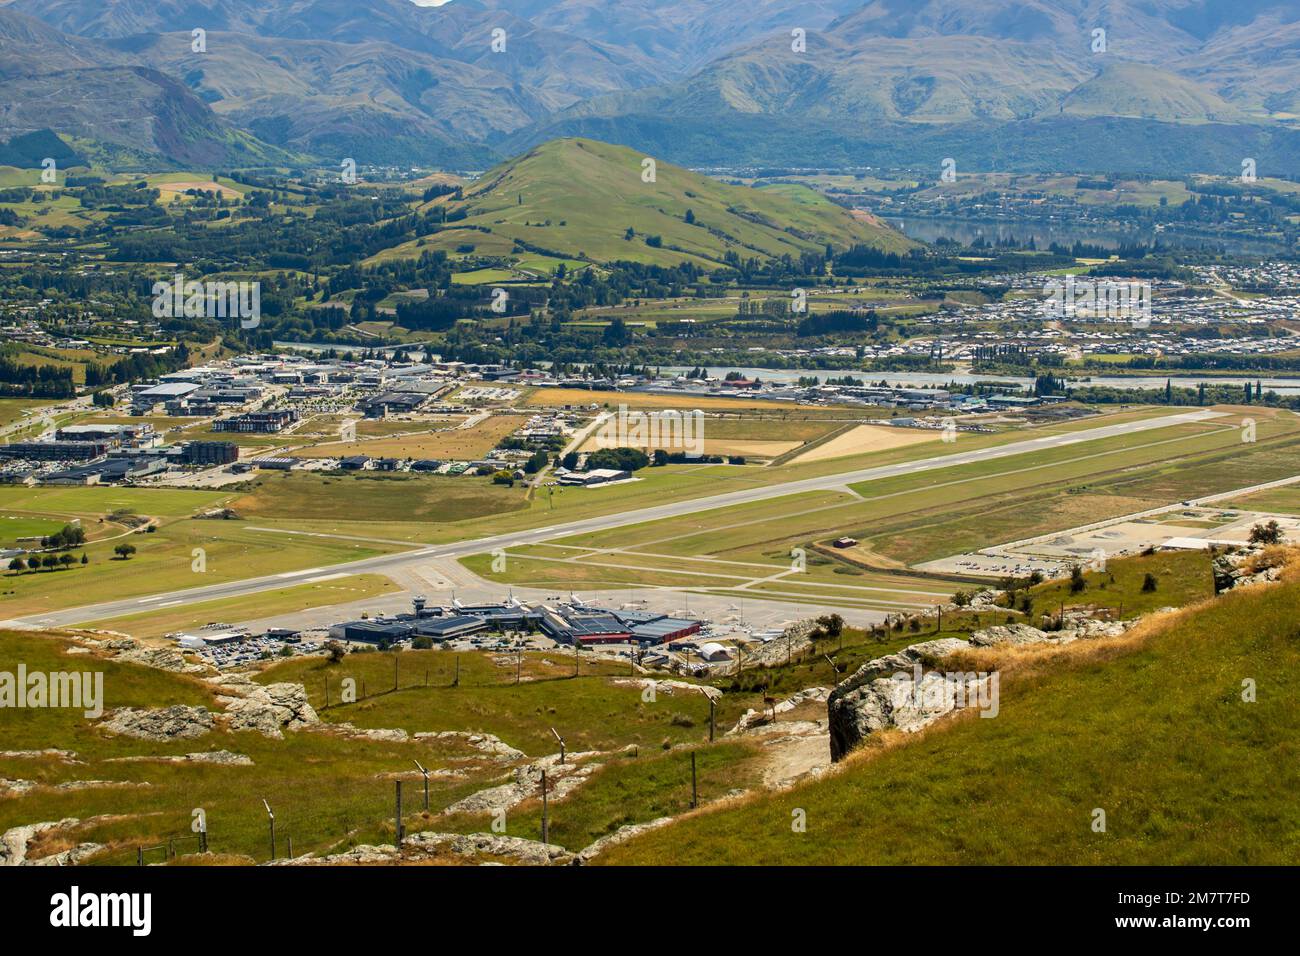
<box><xmin>8</xmin><ymin>553</ymin><xmax>87</xmax><ymax>572</ymax></box>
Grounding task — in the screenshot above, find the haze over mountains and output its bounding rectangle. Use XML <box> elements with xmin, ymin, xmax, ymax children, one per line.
<box><xmin>1</xmin><ymin>0</ymin><xmax>1298</xmax><ymax>172</ymax></box>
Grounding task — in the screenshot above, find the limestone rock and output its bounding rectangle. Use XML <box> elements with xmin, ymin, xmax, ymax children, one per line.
<box><xmin>114</xmin><ymin>647</ymin><xmax>189</xmax><ymax>672</ymax></box>
<box><xmin>576</xmin><ymin>817</ymin><xmax>677</xmax><ymax>863</ymax></box>
<box><xmin>970</xmin><ymin>623</ymin><xmax>1054</xmax><ymax>647</ymax></box>
<box><xmin>222</xmin><ymin>683</ymin><xmax>318</xmax><ymax>738</ymax></box>
<box><xmin>100</xmin><ymin>706</ymin><xmax>214</xmax><ymax>741</ymax></box>
<box><xmin>413</xmin><ymin>730</ymin><xmax>525</xmax><ymax>762</ymax></box>
<box><xmin>105</xmin><ymin>750</ymin><xmax>253</xmax><ymax>766</ymax></box>
<box><xmin>1</xmin><ymin>817</ymin><xmax>78</xmax><ymax>866</ymax></box>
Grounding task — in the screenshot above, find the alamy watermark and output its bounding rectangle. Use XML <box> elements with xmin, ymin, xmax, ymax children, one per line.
<box><xmin>0</xmin><ymin>664</ymin><xmax>103</xmax><ymax>718</ymax></box>
<box><xmin>592</xmin><ymin>404</ymin><xmax>705</xmax><ymax>457</ymax></box>
<box><xmin>889</xmin><ymin>664</ymin><xmax>1000</xmax><ymax>719</ymax></box>
<box><xmin>1043</xmin><ymin>275</ymin><xmax>1151</xmax><ymax>326</ymax></box>
<box><xmin>152</xmin><ymin>274</ymin><xmax>260</xmax><ymax>328</ymax></box>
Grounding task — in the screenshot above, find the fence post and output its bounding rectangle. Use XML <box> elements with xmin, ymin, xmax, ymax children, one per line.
<box><xmin>395</xmin><ymin>780</ymin><xmax>404</xmax><ymax>847</ymax></box>
<box><xmin>540</xmin><ymin>770</ymin><xmax>549</xmax><ymax>845</ymax></box>
<box><xmin>137</xmin><ymin>846</ymin><xmax>143</xmax><ymax>866</ymax></box>
<box><xmin>690</xmin><ymin>752</ymin><xmax>698</xmax><ymax>809</ymax></box>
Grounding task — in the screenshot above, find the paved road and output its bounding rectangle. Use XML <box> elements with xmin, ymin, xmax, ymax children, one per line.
<box><xmin>7</xmin><ymin>409</ymin><xmax>1229</xmax><ymax>628</ymax></box>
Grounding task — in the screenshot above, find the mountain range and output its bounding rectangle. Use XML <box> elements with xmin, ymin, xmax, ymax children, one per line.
<box><xmin>1</xmin><ymin>0</ymin><xmax>1298</xmax><ymax>173</ymax></box>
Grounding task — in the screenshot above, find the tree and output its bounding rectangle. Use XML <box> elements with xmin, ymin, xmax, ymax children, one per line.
<box><xmin>42</xmin><ymin>555</ymin><xmax>59</xmax><ymax>570</ymax></box>
<box><xmin>1249</xmin><ymin>520</ymin><xmax>1283</xmax><ymax>545</ymax></box>
<box><xmin>1141</xmin><ymin>573</ymin><xmax>1158</xmax><ymax>593</ymax></box>
<box><xmin>952</xmin><ymin>590</ymin><xmax>972</xmax><ymax>607</ymax></box>
<box><xmin>7</xmin><ymin>557</ymin><xmax>25</xmax><ymax>573</ymax></box>
<box><xmin>324</xmin><ymin>641</ymin><xmax>346</xmax><ymax>664</ymax></box>
<box><xmin>1069</xmin><ymin>564</ymin><xmax>1086</xmax><ymax>593</ymax></box>
<box><xmin>817</xmin><ymin>614</ymin><xmax>844</xmax><ymax>639</ymax></box>
<box><xmin>81</xmin><ymin>553</ymin><xmax>89</xmax><ymax>565</ymax></box>
<box><xmin>114</xmin><ymin>543</ymin><xmax>137</xmax><ymax>560</ymax></box>
<box><xmin>58</xmin><ymin>553</ymin><xmax>76</xmax><ymax>568</ymax></box>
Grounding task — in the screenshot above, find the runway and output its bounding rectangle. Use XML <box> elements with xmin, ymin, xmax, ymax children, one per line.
<box><xmin>6</xmin><ymin>409</ymin><xmax>1229</xmax><ymax>629</ymax></box>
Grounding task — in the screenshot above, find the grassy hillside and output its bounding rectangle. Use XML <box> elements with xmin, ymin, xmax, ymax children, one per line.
<box><xmin>444</xmin><ymin>138</ymin><xmax>915</xmax><ymax>269</ymax></box>
<box><xmin>598</xmin><ymin>558</ymin><xmax>1300</xmax><ymax>865</ymax></box>
<box><xmin>1059</xmin><ymin>62</ymin><xmax>1245</xmax><ymax>123</ymax></box>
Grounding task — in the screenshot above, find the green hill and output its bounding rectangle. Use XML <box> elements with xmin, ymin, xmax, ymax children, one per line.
<box><xmin>597</xmin><ymin>558</ymin><xmax>1300</xmax><ymax>865</ymax></box>
<box><xmin>442</xmin><ymin>138</ymin><xmax>915</xmax><ymax>270</ymax></box>
<box><xmin>1059</xmin><ymin>62</ymin><xmax>1246</xmax><ymax>123</ymax></box>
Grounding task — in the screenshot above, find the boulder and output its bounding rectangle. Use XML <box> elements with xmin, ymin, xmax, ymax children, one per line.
<box><xmin>223</xmin><ymin>683</ymin><xmax>318</xmax><ymax>738</ymax></box>
<box><xmin>99</xmin><ymin>706</ymin><xmax>214</xmax><ymax>741</ymax></box>
<box><xmin>114</xmin><ymin>647</ymin><xmax>189</xmax><ymax>672</ymax></box>
<box><xmin>827</xmin><ymin>637</ymin><xmax>983</xmax><ymax>761</ymax></box>
<box><xmin>970</xmin><ymin>623</ymin><xmax>1054</xmax><ymax>647</ymax></box>
<box><xmin>1</xmin><ymin>818</ymin><xmax>78</xmax><ymax>866</ymax></box>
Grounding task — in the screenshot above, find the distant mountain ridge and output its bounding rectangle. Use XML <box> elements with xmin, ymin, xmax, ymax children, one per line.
<box><xmin>2</xmin><ymin>0</ymin><xmax>1299</xmax><ymax>172</ymax></box>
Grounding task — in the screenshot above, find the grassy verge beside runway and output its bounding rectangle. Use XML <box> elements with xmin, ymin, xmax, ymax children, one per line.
<box><xmin>85</xmin><ymin>574</ymin><xmax>404</xmax><ymax>639</ymax></box>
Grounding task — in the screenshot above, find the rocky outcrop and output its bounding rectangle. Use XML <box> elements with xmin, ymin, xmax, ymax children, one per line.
<box><xmin>221</xmin><ymin>683</ymin><xmax>319</xmax><ymax>738</ymax></box>
<box><xmin>971</xmin><ymin>619</ymin><xmax>1128</xmax><ymax>648</ymax></box>
<box><xmin>0</xmin><ymin>749</ymin><xmax>81</xmax><ymax>763</ymax></box>
<box><xmin>576</xmin><ymin>817</ymin><xmax>676</xmax><ymax>863</ymax></box>
<box><xmin>1214</xmin><ymin>545</ymin><xmax>1284</xmax><ymax>593</ymax></box>
<box><xmin>413</xmin><ymin>731</ymin><xmax>525</xmax><ymax>762</ymax></box>
<box><xmin>730</xmin><ymin>686</ymin><xmax>830</xmax><ymax>733</ymax></box>
<box><xmin>328</xmin><ymin>723</ymin><xmax>408</xmax><ymax>743</ymax></box>
<box><xmin>99</xmin><ymin>706</ymin><xmax>214</xmax><ymax>741</ymax></box>
<box><xmin>275</xmin><ymin>831</ymin><xmax>574</xmax><ymax>866</ymax></box>
<box><xmin>0</xmin><ymin>816</ymin><xmax>85</xmax><ymax>863</ymax></box>
<box><xmin>828</xmin><ymin>613</ymin><xmax>1141</xmax><ymax>760</ymax></box>
<box><xmin>113</xmin><ymin>647</ymin><xmax>189</xmax><ymax>673</ymax></box>
<box><xmin>442</xmin><ymin>752</ymin><xmax>598</xmax><ymax>816</ymax></box>
<box><xmin>828</xmin><ymin>667</ymin><xmax>995</xmax><ymax>761</ymax></box>
<box><xmin>1</xmin><ymin>778</ymin><xmax>150</xmax><ymax>796</ymax></box>
<box><xmin>611</xmin><ymin>678</ymin><xmax>722</xmax><ymax>701</ymax></box>
<box><xmin>104</xmin><ymin>750</ymin><xmax>253</xmax><ymax>766</ymax></box>
<box><xmin>827</xmin><ymin>637</ymin><xmax>988</xmax><ymax>761</ymax></box>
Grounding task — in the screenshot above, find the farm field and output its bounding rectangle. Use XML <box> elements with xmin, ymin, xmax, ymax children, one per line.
<box><xmin>790</xmin><ymin>423</ymin><xmax>940</xmax><ymax>463</ymax></box>
<box><xmin>288</xmin><ymin>414</ymin><xmax>523</xmax><ymax>460</ymax></box>
<box><xmin>226</xmin><ymin>472</ymin><xmax>529</xmax><ymax>528</ymax></box>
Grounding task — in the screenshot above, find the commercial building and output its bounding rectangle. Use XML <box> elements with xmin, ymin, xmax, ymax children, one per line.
<box><xmin>181</xmin><ymin>441</ymin><xmax>239</xmax><ymax>466</ymax></box>
<box><xmin>213</xmin><ymin>409</ymin><xmax>299</xmax><ymax>433</ymax></box>
<box><xmin>56</xmin><ymin>423</ymin><xmax>153</xmax><ymax>446</ymax></box>
<box><xmin>0</xmin><ymin>441</ymin><xmax>110</xmax><ymax>462</ymax></box>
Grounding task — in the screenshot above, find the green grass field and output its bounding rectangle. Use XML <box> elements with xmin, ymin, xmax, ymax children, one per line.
<box><xmin>0</xmin><ymin>485</ymin><xmax>409</xmax><ymax>618</ymax></box>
